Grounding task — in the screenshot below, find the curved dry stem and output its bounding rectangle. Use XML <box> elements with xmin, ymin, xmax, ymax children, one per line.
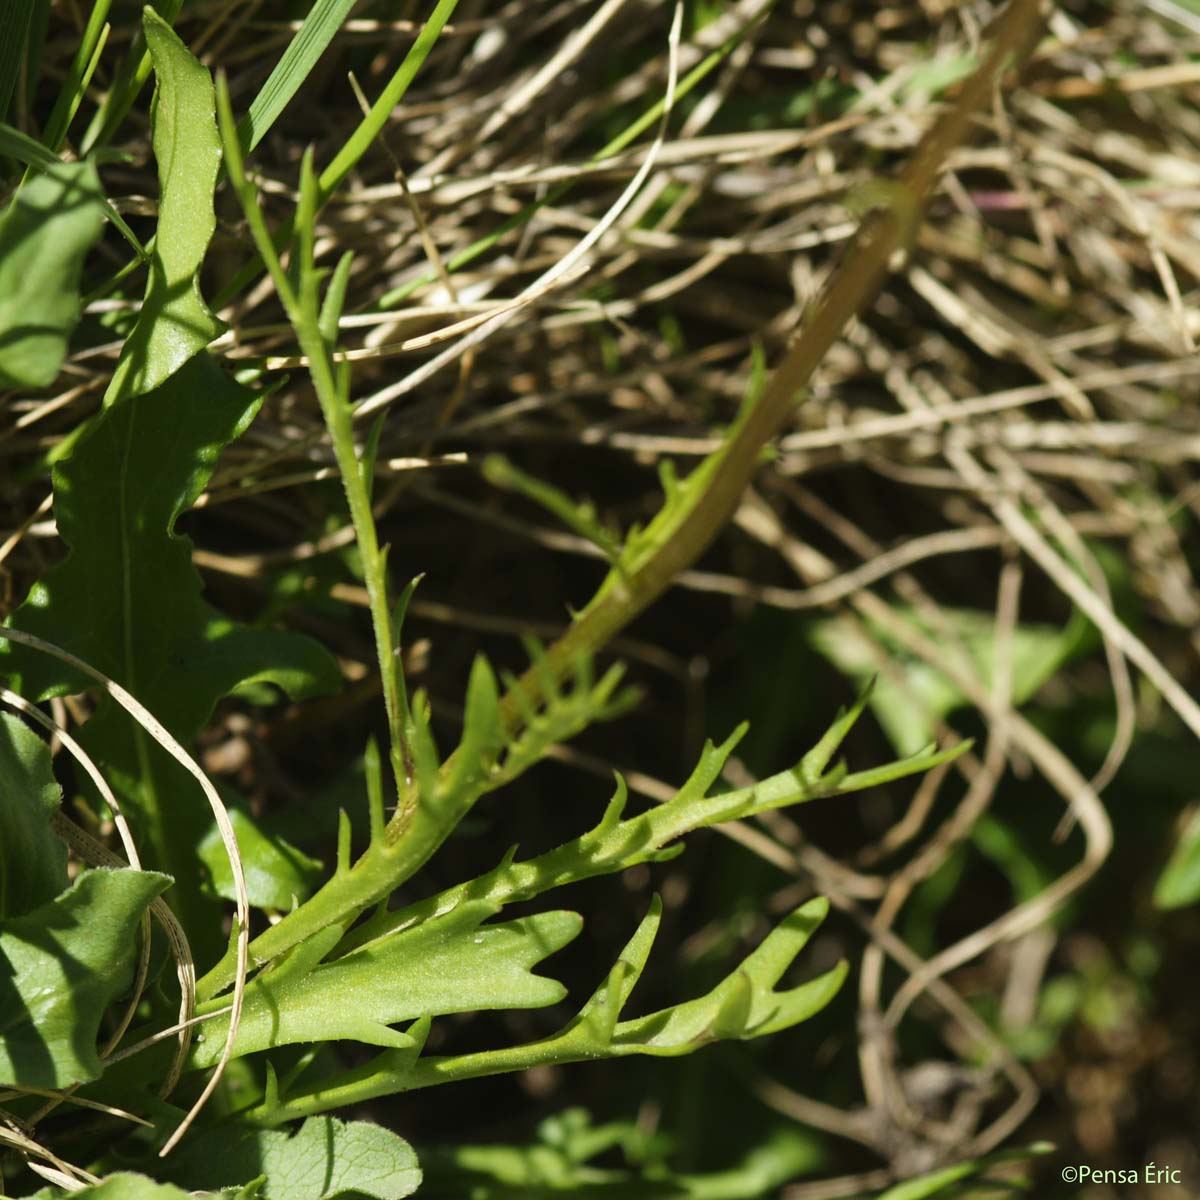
<box><xmin>0</xmin><ymin>686</ymin><xmax>157</xmax><ymax>1060</ymax></box>
<box><xmin>0</xmin><ymin>627</ymin><xmax>246</xmax><ymax>1155</ymax></box>
<box><xmin>945</xmin><ymin>435</ymin><xmax>1200</xmax><ymax>740</ymax></box>
<box><xmin>0</xmin><ymin>1119</ymin><xmax>100</xmax><ymax>1191</ymax></box>
<box><xmin>0</xmin><ymin>687</ymin><xmax>158</xmax><ymax>1070</ymax></box>
<box><xmin>47</xmin><ymin>812</ymin><xmax>196</xmax><ymax>1097</ymax></box>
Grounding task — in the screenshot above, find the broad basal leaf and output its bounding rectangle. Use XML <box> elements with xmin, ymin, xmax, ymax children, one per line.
<box><xmin>105</xmin><ymin>10</ymin><xmax>223</xmax><ymax>404</ymax></box>
<box><xmin>0</xmin><ymin>868</ymin><xmax>170</xmax><ymax>1088</ymax></box>
<box><xmin>0</xmin><ymin>712</ymin><xmax>67</xmax><ymax>918</ymax></box>
<box><xmin>192</xmin><ymin>901</ymin><xmax>581</xmax><ymax>1066</ymax></box>
<box><xmin>199</xmin><ymin>806</ymin><xmax>323</xmax><ymax>912</ymax></box>
<box><xmin>0</xmin><ymin>352</ymin><xmax>340</xmax><ymax>950</ymax></box>
<box><xmin>0</xmin><ymin>160</ymin><xmax>106</xmax><ymax>388</ymax></box>
<box><xmin>162</xmin><ymin>1116</ymin><xmax>421</xmax><ymax>1200</ymax></box>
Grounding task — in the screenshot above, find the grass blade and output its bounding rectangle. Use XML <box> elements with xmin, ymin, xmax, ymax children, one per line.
<box><xmin>0</xmin><ymin>0</ymin><xmax>35</xmax><ymax>124</ymax></box>
<box><xmin>0</xmin><ymin>119</ymin><xmax>144</xmax><ymax>259</ymax></box>
<box><xmin>238</xmin><ymin>0</ymin><xmax>358</xmax><ymax>152</ymax></box>
<box><xmin>80</xmin><ymin>0</ymin><xmax>184</xmax><ymax>152</ymax></box>
<box><xmin>41</xmin><ymin>0</ymin><xmax>111</xmax><ymax>151</ymax></box>
<box><xmin>213</xmin><ymin>0</ymin><xmax>461</xmax><ymax>307</ymax></box>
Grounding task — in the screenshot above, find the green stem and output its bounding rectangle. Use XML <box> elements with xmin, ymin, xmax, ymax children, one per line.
<box><xmin>216</xmin><ymin>87</ymin><xmax>410</xmax><ymax>799</ymax></box>
<box><xmin>198</xmin><ymin>0</ymin><xmax>1045</xmax><ymax>1001</ymax></box>
<box><xmin>249</xmin><ymin>1028</ymin><xmax>594</xmax><ymax>1125</ymax></box>
<box><xmin>211</xmin><ymin>0</ymin><xmax>461</xmax><ymax>309</ymax></box>
<box><xmin>294</xmin><ymin>278</ymin><xmax>410</xmax><ymax>793</ymax></box>
<box><xmin>484</xmin><ymin>0</ymin><xmax>1047</xmax><ymax>735</ymax></box>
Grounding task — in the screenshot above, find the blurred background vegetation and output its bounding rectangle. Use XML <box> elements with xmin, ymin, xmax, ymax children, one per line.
<box><xmin>3</xmin><ymin>0</ymin><xmax>1200</xmax><ymax>1196</ymax></box>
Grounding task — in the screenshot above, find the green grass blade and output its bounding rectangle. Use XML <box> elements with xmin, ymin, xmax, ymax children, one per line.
<box><xmin>22</xmin><ymin>0</ymin><xmax>51</xmax><ymax>113</ymax></box>
<box><xmin>0</xmin><ymin>119</ymin><xmax>146</xmax><ymax>261</ymax></box>
<box><xmin>0</xmin><ymin>119</ymin><xmax>57</xmax><ymax>168</ymax></box>
<box><xmin>0</xmin><ymin>0</ymin><xmax>35</xmax><ymax>124</ymax></box>
<box><xmin>318</xmin><ymin>0</ymin><xmax>459</xmax><ymax>201</ymax></box>
<box><xmin>213</xmin><ymin>0</ymin><xmax>461</xmax><ymax>308</ymax></box>
<box><xmin>42</xmin><ymin>0</ymin><xmax>111</xmax><ymax>151</ymax></box>
<box><xmin>376</xmin><ymin>7</ymin><xmax>769</xmax><ymax>308</ymax></box>
<box><xmin>79</xmin><ymin>0</ymin><xmax>184</xmax><ymax>152</ymax></box>
<box><xmin>238</xmin><ymin>0</ymin><xmax>358</xmax><ymax>152</ymax></box>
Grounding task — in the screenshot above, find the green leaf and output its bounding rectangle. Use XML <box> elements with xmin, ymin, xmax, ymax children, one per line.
<box><xmin>570</xmin><ymin>897</ymin><xmax>662</xmax><ymax>1043</ymax></box>
<box><xmin>192</xmin><ymin>902</ymin><xmax>582</xmax><ymax>1066</ymax></box>
<box><xmin>0</xmin><ymin>868</ymin><xmax>170</xmax><ymax>1088</ymax></box>
<box><xmin>0</xmin><ymin>125</ymin><xmax>144</xmax><ymax>263</ymax></box>
<box><xmin>0</xmin><ymin>712</ymin><xmax>67</xmax><ymax>918</ymax></box>
<box><xmin>1154</xmin><ymin>808</ymin><xmax>1200</xmax><ymax>909</ymax></box>
<box><xmin>26</xmin><ymin>1174</ymin><xmax>259</xmax><ymax>1199</ymax></box>
<box><xmin>0</xmin><ymin>0</ymin><xmax>35</xmax><ymax>123</ymax></box>
<box><xmin>0</xmin><ymin>160</ymin><xmax>106</xmax><ymax>388</ymax></box>
<box><xmin>610</xmin><ymin>898</ymin><xmax>846</xmax><ymax>1055</ymax></box>
<box><xmin>483</xmin><ymin>455</ymin><xmax>622</xmax><ymax>563</ymax></box>
<box><xmin>359</xmin><ymin>704</ymin><xmax>960</xmax><ymax>955</ymax></box>
<box><xmin>238</xmin><ymin>0</ymin><xmax>358</xmax><ymax>152</ymax></box>
<box><xmin>41</xmin><ymin>0</ymin><xmax>112</xmax><ymax>152</ymax></box>
<box><xmin>0</xmin><ymin>352</ymin><xmax>340</xmax><ymax>949</ymax></box>
<box><xmin>265</xmin><ymin>902</ymin><xmax>845</xmax><ymax>1121</ymax></box>
<box><xmin>0</xmin><ymin>119</ymin><xmax>59</xmax><ymax>170</ymax></box>
<box><xmin>199</xmin><ymin>807</ymin><xmax>323</xmax><ymax>912</ymax></box>
<box><xmin>898</xmin><ymin>52</ymin><xmax>978</xmax><ymax>103</ymax></box>
<box><xmin>164</xmin><ymin>1116</ymin><xmax>421</xmax><ymax>1200</ymax></box>
<box><xmin>105</xmin><ymin>9</ymin><xmax>223</xmax><ymax>405</ymax></box>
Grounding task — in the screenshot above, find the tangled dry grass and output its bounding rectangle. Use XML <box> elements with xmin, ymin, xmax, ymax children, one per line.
<box><xmin>3</xmin><ymin>1</ymin><xmax>1200</xmax><ymax>1196</ymax></box>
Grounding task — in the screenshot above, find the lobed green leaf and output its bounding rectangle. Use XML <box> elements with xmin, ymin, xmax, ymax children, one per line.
<box><xmin>105</xmin><ymin>10</ymin><xmax>224</xmax><ymax>405</ymax></box>
<box><xmin>609</xmin><ymin>898</ymin><xmax>846</xmax><ymax>1055</ymax></box>
<box><xmin>0</xmin><ymin>352</ymin><xmax>340</xmax><ymax>949</ymax></box>
<box><xmin>0</xmin><ymin>868</ymin><xmax>170</xmax><ymax>1088</ymax></box>
<box><xmin>190</xmin><ymin>902</ymin><xmax>582</xmax><ymax>1067</ymax></box>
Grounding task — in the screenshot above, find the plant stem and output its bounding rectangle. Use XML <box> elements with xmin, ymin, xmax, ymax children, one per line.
<box><xmin>216</xmin><ymin>89</ymin><xmax>410</xmax><ymax>798</ymax></box>
<box><xmin>198</xmin><ymin>0</ymin><xmax>1045</xmax><ymax>1001</ymax></box>
<box><xmin>486</xmin><ymin>0</ymin><xmax>1048</xmax><ymax>736</ymax></box>
<box><xmin>249</xmin><ymin>1031</ymin><xmax>593</xmax><ymax>1125</ymax></box>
